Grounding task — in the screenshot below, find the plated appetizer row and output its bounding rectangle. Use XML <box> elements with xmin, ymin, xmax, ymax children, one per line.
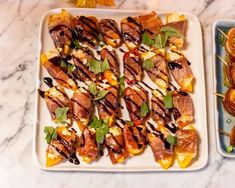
<box><xmin>38</xmin><ymin>9</ymin><xmax>199</xmax><ymax>169</ymax></box>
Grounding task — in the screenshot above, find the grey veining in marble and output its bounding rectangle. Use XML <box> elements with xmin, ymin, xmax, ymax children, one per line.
<box><xmin>1</xmin><ymin>0</ymin><xmax>235</xmax><ymax>188</ymax></box>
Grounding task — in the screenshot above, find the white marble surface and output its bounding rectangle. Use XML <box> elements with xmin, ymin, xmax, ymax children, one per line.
<box><xmin>0</xmin><ymin>0</ymin><xmax>235</xmax><ymax>187</ymax></box>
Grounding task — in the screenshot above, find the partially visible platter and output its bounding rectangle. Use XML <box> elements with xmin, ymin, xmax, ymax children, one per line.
<box><xmin>212</xmin><ymin>20</ymin><xmax>235</xmax><ymax>158</ymax></box>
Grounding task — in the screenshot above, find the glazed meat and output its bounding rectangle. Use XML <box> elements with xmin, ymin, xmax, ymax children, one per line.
<box><xmin>96</xmin><ymin>83</ymin><xmax>119</xmax><ymax>121</ymax></box>
<box><xmin>69</xmin><ymin>87</ymin><xmax>94</xmax><ymax>130</ymax></box>
<box><xmin>73</xmin><ymin>16</ymin><xmax>99</xmax><ymax>48</ymax></box>
<box><xmin>41</xmin><ymin>53</ymin><xmax>77</xmax><ymax>90</ymax></box>
<box><xmin>139</xmin><ymin>11</ymin><xmax>163</xmax><ymax>35</ymax></box>
<box><xmin>123</xmin><ymin>50</ymin><xmax>142</xmax><ymax>84</ymax></box>
<box><xmin>77</xmin><ymin>128</ymin><xmax>99</xmax><ymax>163</ymax></box>
<box><xmin>173</xmin><ymin>91</ymin><xmax>194</xmax><ymax>126</ymax></box>
<box><xmin>105</xmin><ymin>126</ymin><xmax>128</xmax><ymax>164</ymax></box>
<box><xmin>148</xmin><ymin>132</ymin><xmax>174</xmax><ymax>169</ymax></box>
<box><xmin>123</xmin><ymin>124</ymin><xmax>147</xmax><ymax>155</ymax></box>
<box><xmin>145</xmin><ymin>54</ymin><xmax>169</xmax><ymax>89</ymax></box>
<box><xmin>99</xmin><ymin>19</ymin><xmax>122</xmax><ymax>47</ymax></box>
<box><xmin>48</xmin><ymin>9</ymin><xmax>72</xmax><ymax>55</ymax></box>
<box><xmin>71</xmin><ymin>48</ymin><xmax>96</xmax><ymax>83</ymax></box>
<box><xmin>168</xmin><ymin>57</ymin><xmax>194</xmax><ymax>93</ymax></box>
<box><xmin>41</xmin><ymin>86</ymin><xmax>70</xmax><ymax>121</ymax></box>
<box><xmin>124</xmin><ymin>85</ymin><xmax>148</xmax><ymax>125</ymax></box>
<box><xmin>121</xmin><ymin>16</ymin><xmax>141</xmax><ymax>49</ymax></box>
<box><xmin>100</xmin><ymin>48</ymin><xmax>120</xmax><ymax>77</ymax></box>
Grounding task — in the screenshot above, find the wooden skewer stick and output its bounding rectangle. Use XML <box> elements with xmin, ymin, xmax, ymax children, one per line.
<box><xmin>214</xmin><ymin>92</ymin><xmax>225</xmax><ymax>98</ymax></box>
<box><xmin>217</xmin><ymin>27</ymin><xmax>229</xmax><ymax>39</ymax></box>
<box><xmin>217</xmin><ymin>55</ymin><xmax>228</xmax><ymax>66</ymax></box>
<box><xmin>218</xmin><ymin>129</ymin><xmax>230</xmax><ymax>137</ymax></box>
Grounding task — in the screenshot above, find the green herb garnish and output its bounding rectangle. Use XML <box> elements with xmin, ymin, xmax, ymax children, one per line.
<box><xmin>101</xmin><ymin>58</ymin><xmax>110</xmax><ymax>72</ymax></box>
<box><xmin>226</xmin><ymin>145</ymin><xmax>233</xmax><ymax>153</ymax></box>
<box><xmin>88</xmin><ymin>58</ymin><xmax>110</xmax><ymax>74</ymax></box>
<box><xmin>68</xmin><ymin>64</ymin><xmax>76</xmax><ymax>73</ymax></box>
<box><xmin>119</xmin><ymin>76</ymin><xmax>125</xmax><ymax>96</ymax></box>
<box><xmin>88</xmin><ymin>82</ymin><xmax>99</xmax><ymax>96</ymax></box>
<box><xmin>163</xmin><ymin>91</ymin><xmax>173</xmax><ymax>109</ymax></box>
<box><xmin>166</xmin><ymin>134</ymin><xmax>177</xmax><ymax>145</ymax></box>
<box><xmin>142</xmin><ymin>32</ymin><xmax>154</xmax><ymax>46</ymax></box>
<box><xmin>89</xmin><ymin>116</ymin><xmax>109</xmax><ymax>143</ymax></box>
<box><xmin>143</xmin><ymin>59</ymin><xmax>154</xmax><ymax>70</ymax></box>
<box><xmin>55</xmin><ymin>107</ymin><xmax>69</xmax><ymax>123</ymax></box>
<box><xmin>126</xmin><ymin>121</ymin><xmax>134</xmax><ymax>126</ymax></box>
<box><xmin>94</xmin><ymin>90</ymin><xmax>109</xmax><ymax>100</ymax></box>
<box><xmin>160</xmin><ymin>26</ymin><xmax>184</xmax><ymax>38</ymax></box>
<box><xmin>60</xmin><ymin>59</ymin><xmax>67</xmax><ymax>68</ymax></box>
<box><xmin>154</xmin><ymin>34</ymin><xmax>166</xmax><ymax>49</ymax></box>
<box><xmin>140</xmin><ymin>102</ymin><xmax>150</xmax><ymax>117</ymax></box>
<box><xmin>72</xmin><ymin>39</ymin><xmax>81</xmax><ymax>48</ymax></box>
<box><xmin>44</xmin><ymin>126</ymin><xmax>57</xmax><ymax>144</ymax></box>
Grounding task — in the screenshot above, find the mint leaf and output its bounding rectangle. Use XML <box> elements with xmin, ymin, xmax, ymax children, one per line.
<box><xmin>72</xmin><ymin>39</ymin><xmax>81</xmax><ymax>48</ymax></box>
<box><xmin>55</xmin><ymin>107</ymin><xmax>69</xmax><ymax>123</ymax></box>
<box><xmin>143</xmin><ymin>59</ymin><xmax>154</xmax><ymax>70</ymax></box>
<box><xmin>140</xmin><ymin>102</ymin><xmax>150</xmax><ymax>117</ymax></box>
<box><xmin>154</xmin><ymin>34</ymin><xmax>167</xmax><ymax>49</ymax></box>
<box><xmin>68</xmin><ymin>64</ymin><xmax>76</xmax><ymax>73</ymax></box>
<box><xmin>119</xmin><ymin>76</ymin><xmax>125</xmax><ymax>96</ymax></box>
<box><xmin>88</xmin><ymin>58</ymin><xmax>102</xmax><ymax>74</ymax></box>
<box><xmin>44</xmin><ymin>126</ymin><xmax>57</xmax><ymax>144</ymax></box>
<box><xmin>101</xmin><ymin>58</ymin><xmax>110</xmax><ymax>72</ymax></box>
<box><xmin>94</xmin><ymin>90</ymin><xmax>109</xmax><ymax>100</ymax></box>
<box><xmin>163</xmin><ymin>91</ymin><xmax>173</xmax><ymax>109</ymax></box>
<box><xmin>90</xmin><ymin>116</ymin><xmax>102</xmax><ymax>129</ymax></box>
<box><xmin>142</xmin><ymin>32</ymin><xmax>154</xmax><ymax>46</ymax></box>
<box><xmin>88</xmin><ymin>82</ymin><xmax>98</xmax><ymax>96</ymax></box>
<box><xmin>166</xmin><ymin>134</ymin><xmax>177</xmax><ymax>145</ymax></box>
<box><xmin>227</xmin><ymin>145</ymin><xmax>233</xmax><ymax>153</ymax></box>
<box><xmin>126</xmin><ymin>121</ymin><xmax>133</xmax><ymax>126</ymax></box>
<box><xmin>161</xmin><ymin>26</ymin><xmax>184</xmax><ymax>39</ymax></box>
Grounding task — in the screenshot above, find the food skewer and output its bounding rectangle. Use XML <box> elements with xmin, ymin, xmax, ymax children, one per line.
<box><xmin>218</xmin><ymin>126</ymin><xmax>235</xmax><ymax>147</ymax></box>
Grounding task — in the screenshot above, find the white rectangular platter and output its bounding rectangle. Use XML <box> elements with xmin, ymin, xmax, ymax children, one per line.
<box><xmin>34</xmin><ymin>8</ymin><xmax>208</xmax><ymax>171</ymax></box>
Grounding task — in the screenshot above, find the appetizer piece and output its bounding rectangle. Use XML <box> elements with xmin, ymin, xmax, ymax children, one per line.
<box><xmin>168</xmin><ymin>56</ymin><xmax>194</xmax><ymax>93</ymax></box>
<box><xmin>123</xmin><ymin>50</ymin><xmax>142</xmax><ymax>84</ymax></box>
<box><xmin>99</xmin><ymin>19</ymin><xmax>122</xmax><ymax>47</ymax></box>
<box><xmin>105</xmin><ymin>126</ymin><xmax>128</xmax><ymax>164</ymax></box>
<box><xmin>69</xmin><ymin>87</ymin><xmax>94</xmax><ymax>131</ymax></box>
<box><xmin>48</xmin><ymin>9</ymin><xmax>72</xmax><ymax>55</ymax></box>
<box><xmin>219</xmin><ymin>126</ymin><xmax>235</xmax><ymax>148</ymax></box>
<box><xmin>148</xmin><ymin>131</ymin><xmax>174</xmax><ymax>170</ymax></box>
<box><xmin>72</xmin><ymin>16</ymin><xmax>99</xmax><ymax>48</ymax></box>
<box><xmin>121</xmin><ymin>16</ymin><xmax>142</xmax><ymax>50</ymax></box>
<box><xmin>226</xmin><ymin>63</ymin><xmax>235</xmax><ymax>85</ymax></box>
<box><xmin>151</xmin><ymin>90</ymin><xmax>171</xmax><ymax>126</ymax></box>
<box><xmin>40</xmin><ymin>52</ymin><xmax>77</xmax><ymax>90</ymax></box>
<box><xmin>46</xmin><ymin>126</ymin><xmax>78</xmax><ymax>167</ymax></box>
<box><xmin>165</xmin><ymin>13</ymin><xmax>187</xmax><ymax>48</ymax></box>
<box><xmin>96</xmin><ymin>81</ymin><xmax>119</xmax><ymax>124</ymax></box>
<box><xmin>142</xmin><ymin>52</ymin><xmax>169</xmax><ymax>89</ymax></box>
<box><xmin>124</xmin><ymin>85</ymin><xmax>149</xmax><ymax>125</ymax></box>
<box><xmin>139</xmin><ymin>11</ymin><xmax>163</xmax><ymax>36</ymax></box>
<box><xmin>77</xmin><ymin>128</ymin><xmax>99</xmax><ymax>163</ymax></box>
<box><xmin>223</xmin><ymin>87</ymin><xmax>235</xmax><ymax>116</ymax></box>
<box><xmin>123</xmin><ymin>124</ymin><xmax>147</xmax><ymax>155</ymax></box>
<box><xmin>225</xmin><ymin>28</ymin><xmax>235</xmax><ymax>60</ymax></box>
<box><xmin>173</xmin><ymin>91</ymin><xmax>194</xmax><ymax>127</ymax></box>
<box><xmin>71</xmin><ymin>48</ymin><xmax>96</xmax><ymax>83</ymax></box>
<box><xmin>100</xmin><ymin>48</ymin><xmax>120</xmax><ymax>78</ymax></box>
<box><xmin>175</xmin><ymin>128</ymin><xmax>199</xmax><ymax>168</ymax></box>
<box><xmin>39</xmin><ymin>85</ymin><xmax>69</xmax><ymax>121</ymax></box>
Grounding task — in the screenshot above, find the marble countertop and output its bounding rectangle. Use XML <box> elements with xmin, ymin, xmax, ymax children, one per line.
<box><xmin>1</xmin><ymin>0</ymin><xmax>235</xmax><ymax>187</ymax></box>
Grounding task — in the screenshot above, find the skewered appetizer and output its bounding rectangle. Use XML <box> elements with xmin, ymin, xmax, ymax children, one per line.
<box><xmin>225</xmin><ymin>28</ymin><xmax>235</xmax><ymax>60</ymax></box>
<box><xmin>222</xmin><ymin>87</ymin><xmax>235</xmax><ymax>116</ymax></box>
<box><xmin>38</xmin><ymin>9</ymin><xmax>199</xmax><ymax>169</ymax></box>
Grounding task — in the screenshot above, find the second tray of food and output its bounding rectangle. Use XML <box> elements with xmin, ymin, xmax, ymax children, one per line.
<box><xmin>34</xmin><ymin>8</ymin><xmax>208</xmax><ymax>171</ymax></box>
